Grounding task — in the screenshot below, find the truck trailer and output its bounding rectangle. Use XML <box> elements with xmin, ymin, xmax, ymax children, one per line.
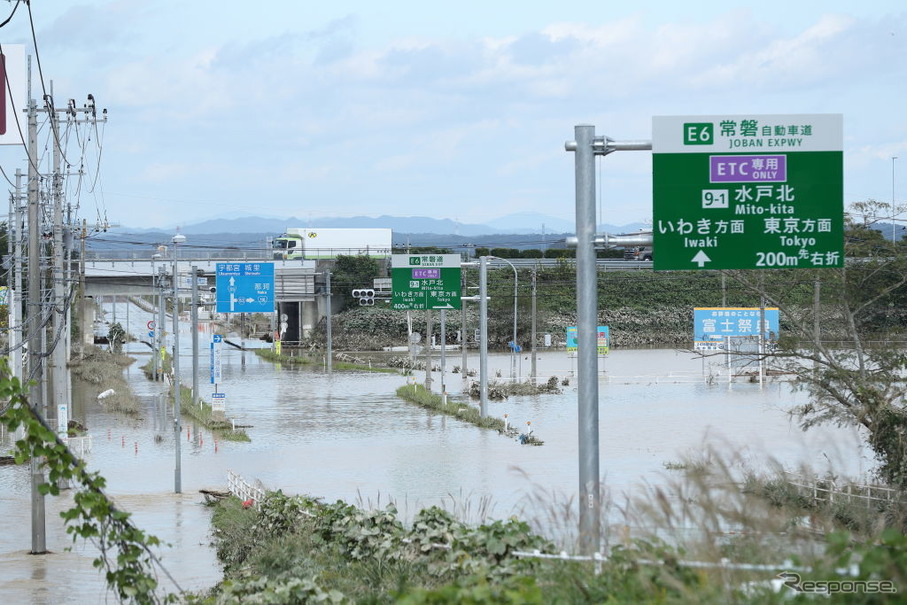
<box><xmin>566</xmin><ymin>228</ymin><xmax>654</xmax><ymax>260</ymax></box>
<box><xmin>272</xmin><ymin>227</ymin><xmax>393</xmax><ymax>260</ymax></box>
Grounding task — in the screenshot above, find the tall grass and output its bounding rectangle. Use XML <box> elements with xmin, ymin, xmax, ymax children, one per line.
<box><xmin>201</xmin><ymin>450</ymin><xmax>907</xmax><ymax>604</ymax></box>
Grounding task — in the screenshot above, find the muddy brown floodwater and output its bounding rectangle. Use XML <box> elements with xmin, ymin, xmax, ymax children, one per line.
<box><xmin>0</xmin><ymin>300</ymin><xmax>870</xmax><ymax>602</ymax></box>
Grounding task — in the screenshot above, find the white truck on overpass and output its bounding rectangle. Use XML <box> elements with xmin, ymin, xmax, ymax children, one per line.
<box><xmin>272</xmin><ymin>228</ymin><xmax>393</xmax><ymax>260</ymax></box>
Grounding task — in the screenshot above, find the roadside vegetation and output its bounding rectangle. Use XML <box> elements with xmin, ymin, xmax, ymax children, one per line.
<box><xmin>254</xmin><ymin>348</ymin><xmax>399</xmax><ymax>373</ymax></box>
<box><xmin>177</xmin><ymin>384</ymin><xmax>250</xmax><ymax>442</ymax></box>
<box><xmin>194</xmin><ymin>451</ymin><xmax>907</xmax><ymax>603</ymax></box>
<box><xmin>139</xmin><ymin>354</ymin><xmax>250</xmax><ymax>441</ymax></box>
<box><xmin>69</xmin><ymin>344</ymin><xmax>141</xmax><ymax>415</ymax></box>
<box><xmin>395</xmin><ymin>383</ymin><xmax>543</xmax><ymax>444</ymax></box>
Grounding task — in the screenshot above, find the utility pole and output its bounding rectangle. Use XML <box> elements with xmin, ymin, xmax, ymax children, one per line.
<box><xmin>78</xmin><ymin>220</ymin><xmax>88</xmax><ymax>356</ymax></box>
<box><xmin>26</xmin><ymin>93</ymin><xmax>46</xmax><ymax>554</ymax></box>
<box><xmin>9</xmin><ymin>170</ymin><xmax>24</xmax><ymax>381</ymax></box>
<box><xmin>40</xmin><ymin>93</ymin><xmax>106</xmax><ymax>428</ymax></box>
<box><xmin>48</xmin><ymin>91</ymin><xmax>66</xmax><ymax>437</ymax></box>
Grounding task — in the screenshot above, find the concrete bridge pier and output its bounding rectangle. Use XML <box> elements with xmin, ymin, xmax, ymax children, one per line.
<box><xmin>80</xmin><ymin>297</ymin><xmax>97</xmax><ymax>347</ymax></box>
<box><xmin>277</xmin><ymin>299</ymin><xmax>331</xmax><ymax>342</ymax></box>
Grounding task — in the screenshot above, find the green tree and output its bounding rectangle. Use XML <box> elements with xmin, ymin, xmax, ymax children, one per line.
<box><xmin>846</xmin><ymin>198</ymin><xmax>898</xmax><ymax>254</ymax></box>
<box><xmin>331</xmin><ymin>255</ymin><xmax>382</xmax><ymax>311</ymax></box>
<box><xmin>727</xmin><ymin>201</ymin><xmax>907</xmax><ymax>486</ymax></box>
<box><xmin>108</xmin><ymin>322</ymin><xmax>127</xmax><ymax>354</ymax></box>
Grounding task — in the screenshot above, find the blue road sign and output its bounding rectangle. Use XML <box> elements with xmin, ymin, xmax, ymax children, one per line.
<box><xmin>693</xmin><ymin>307</ymin><xmax>779</xmax><ymax>350</ymax></box>
<box><xmin>215</xmin><ymin>263</ymin><xmax>275</xmax><ymax>313</ymax></box>
<box><xmin>566</xmin><ymin>326</ymin><xmax>610</xmax><ymax>354</ymax></box>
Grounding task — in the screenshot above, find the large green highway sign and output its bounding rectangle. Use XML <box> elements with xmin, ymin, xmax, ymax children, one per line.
<box><xmin>391</xmin><ymin>254</ymin><xmax>462</xmax><ymax>310</ymax></box>
<box><xmin>652</xmin><ymin>114</ymin><xmax>843</xmax><ymax>271</ymax></box>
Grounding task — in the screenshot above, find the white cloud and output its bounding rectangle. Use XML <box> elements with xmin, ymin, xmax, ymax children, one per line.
<box><xmin>5</xmin><ymin>2</ymin><xmax>904</xmax><ymax>228</ymax></box>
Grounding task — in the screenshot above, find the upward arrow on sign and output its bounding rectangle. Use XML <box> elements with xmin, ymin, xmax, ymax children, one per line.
<box><xmin>691</xmin><ymin>250</ymin><xmax>712</xmax><ymax>268</ymax></box>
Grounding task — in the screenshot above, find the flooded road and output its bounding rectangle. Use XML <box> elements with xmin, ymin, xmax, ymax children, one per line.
<box><xmin>0</xmin><ymin>299</ymin><xmax>870</xmax><ymax>602</ymax></box>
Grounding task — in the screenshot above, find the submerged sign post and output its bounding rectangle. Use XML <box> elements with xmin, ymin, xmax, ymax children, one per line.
<box><xmin>210</xmin><ymin>334</ymin><xmax>223</xmax><ymax>384</ymax></box>
<box><xmin>391</xmin><ymin>254</ymin><xmax>461</xmax><ymax>310</ymax></box>
<box><xmin>693</xmin><ymin>307</ymin><xmax>779</xmax><ymax>351</ymax></box>
<box><xmin>566</xmin><ymin>326</ymin><xmax>610</xmax><ymax>355</ymax></box>
<box><xmin>652</xmin><ymin>114</ymin><xmax>843</xmax><ymax>271</ymax></box>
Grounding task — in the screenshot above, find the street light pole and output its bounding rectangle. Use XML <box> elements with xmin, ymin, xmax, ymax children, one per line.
<box><xmin>151</xmin><ymin>253</ymin><xmax>161</xmax><ymax>381</ymax></box>
<box><xmin>171</xmin><ymin>233</ymin><xmax>186</xmax><ymax>494</ymax></box>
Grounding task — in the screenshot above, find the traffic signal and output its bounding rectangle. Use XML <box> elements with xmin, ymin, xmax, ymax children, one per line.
<box><xmin>352</xmin><ymin>288</ymin><xmax>375</xmax><ymax>306</ymax></box>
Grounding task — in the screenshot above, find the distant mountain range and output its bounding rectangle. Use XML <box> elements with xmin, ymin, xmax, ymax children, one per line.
<box><xmin>132</xmin><ymin>212</ymin><xmax>646</xmax><ymax>237</ymax></box>
<box><xmin>86</xmin><ymin>213</ymin><xmax>650</xmax><ymax>253</ymax></box>
<box><xmin>87</xmin><ymin>212</ymin><xmax>905</xmax><ymax>256</ymax></box>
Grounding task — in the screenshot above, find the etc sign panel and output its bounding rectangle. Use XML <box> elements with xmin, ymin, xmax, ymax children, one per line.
<box><xmin>652</xmin><ymin>114</ymin><xmax>844</xmax><ymax>271</ymax></box>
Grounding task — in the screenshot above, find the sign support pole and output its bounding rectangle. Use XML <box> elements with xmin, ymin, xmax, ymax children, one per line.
<box><xmin>566</xmin><ymin>125</ymin><xmax>651</xmax><ymax>556</ymax></box>
<box><xmin>424</xmin><ymin>311</ymin><xmax>433</xmax><ymax>391</ymax></box>
<box><xmin>440</xmin><ymin>309</ymin><xmax>446</xmax><ymax>395</ymax></box>
<box><xmin>569</xmin><ymin>125</ymin><xmax>600</xmax><ymax>555</ymax></box>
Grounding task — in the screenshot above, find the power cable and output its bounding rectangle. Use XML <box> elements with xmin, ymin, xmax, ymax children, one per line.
<box><xmin>0</xmin><ymin>0</ymin><xmax>19</xmax><ymax>29</ymax></box>
<box><xmin>85</xmin><ymin>113</ymin><xmax>104</xmax><ymax>193</ymax></box>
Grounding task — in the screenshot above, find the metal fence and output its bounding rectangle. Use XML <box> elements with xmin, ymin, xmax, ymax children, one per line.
<box><xmin>64</xmin><ymin>435</ymin><xmax>93</xmax><ymax>459</ymax></box>
<box><xmin>227</xmin><ymin>470</ymin><xmax>266</xmax><ymax>508</ymax></box>
<box><xmin>784</xmin><ymin>472</ymin><xmax>903</xmax><ymax>508</ymax></box>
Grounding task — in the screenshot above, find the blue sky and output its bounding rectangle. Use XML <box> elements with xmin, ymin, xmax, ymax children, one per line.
<box><xmin>0</xmin><ymin>0</ymin><xmax>904</xmax><ymax>230</ymax></box>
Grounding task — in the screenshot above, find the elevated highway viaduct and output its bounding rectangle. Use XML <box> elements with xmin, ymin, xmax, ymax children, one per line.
<box><xmin>83</xmin><ymin>258</ymin><xmax>325</xmax><ymax>343</ymax></box>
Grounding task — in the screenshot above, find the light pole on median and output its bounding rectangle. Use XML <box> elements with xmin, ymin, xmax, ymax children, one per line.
<box><xmin>487</xmin><ymin>256</ymin><xmax>518</xmax><ymax>380</ymax></box>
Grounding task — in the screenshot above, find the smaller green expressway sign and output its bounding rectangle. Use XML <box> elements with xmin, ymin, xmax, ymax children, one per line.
<box><xmin>652</xmin><ymin>114</ymin><xmax>843</xmax><ymax>271</ymax></box>
<box><xmin>391</xmin><ymin>254</ymin><xmax>461</xmax><ymax>310</ymax></box>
